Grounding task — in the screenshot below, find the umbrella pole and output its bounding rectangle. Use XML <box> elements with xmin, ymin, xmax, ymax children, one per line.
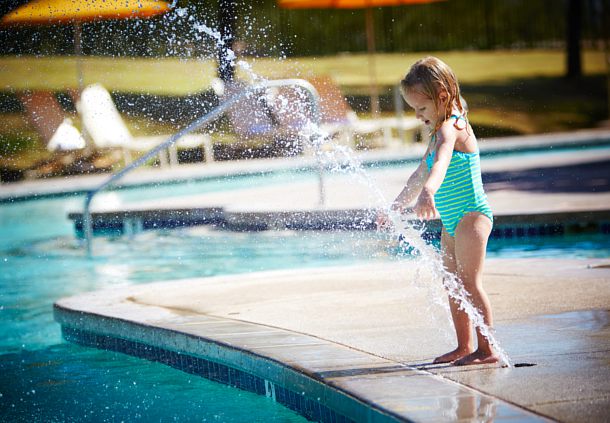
<box><xmin>74</xmin><ymin>22</ymin><xmax>94</xmax><ymax>155</ymax></box>
<box><xmin>365</xmin><ymin>7</ymin><xmax>380</xmax><ymax>117</ymax></box>
<box><xmin>74</xmin><ymin>22</ymin><xmax>84</xmax><ymax>96</ymax></box>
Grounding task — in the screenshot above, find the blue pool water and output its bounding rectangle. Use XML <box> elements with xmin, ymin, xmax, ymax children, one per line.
<box><xmin>1</xmin><ymin>163</ymin><xmax>609</xmax><ymax>421</ymax></box>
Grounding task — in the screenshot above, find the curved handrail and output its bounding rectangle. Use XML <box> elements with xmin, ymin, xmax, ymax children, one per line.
<box><xmin>82</xmin><ymin>78</ymin><xmax>322</xmax><ymax>256</ymax></box>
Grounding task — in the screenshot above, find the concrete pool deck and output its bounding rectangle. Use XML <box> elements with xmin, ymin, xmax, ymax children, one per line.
<box><xmin>55</xmin><ymin>258</ymin><xmax>610</xmax><ymax>422</ymax></box>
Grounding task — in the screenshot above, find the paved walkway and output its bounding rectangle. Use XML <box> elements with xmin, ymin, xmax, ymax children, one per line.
<box><xmin>97</xmin><ymin>148</ymin><xmax>608</xmax><ymax>215</ymax></box>
<box><xmin>56</xmin><ymin>258</ymin><xmax>610</xmax><ymax>422</ymax></box>
<box><xmin>82</xmin><ymin>130</ymin><xmax>610</xmax><ymax>218</ymax></box>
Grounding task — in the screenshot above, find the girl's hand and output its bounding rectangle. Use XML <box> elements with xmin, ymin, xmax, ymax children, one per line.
<box><xmin>414</xmin><ymin>188</ymin><xmax>437</xmax><ymax>220</ymax></box>
<box><xmin>376</xmin><ymin>198</ymin><xmax>409</xmax><ymax>230</ymax></box>
<box><xmin>375</xmin><ymin>210</ymin><xmax>392</xmax><ymax>231</ymax></box>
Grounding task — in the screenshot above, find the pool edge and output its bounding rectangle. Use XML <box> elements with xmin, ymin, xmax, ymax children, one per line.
<box><xmin>51</xmin><ymin>269</ymin><xmax>550</xmax><ymax>423</ymax></box>
<box><xmin>53</xmin><ymin>301</ymin><xmax>406</xmax><ymax>423</ymax></box>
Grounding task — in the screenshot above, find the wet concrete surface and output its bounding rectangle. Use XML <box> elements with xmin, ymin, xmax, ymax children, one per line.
<box><xmin>425</xmin><ymin>310</ymin><xmax>610</xmax><ymax>422</ymax></box>
<box><xmin>56</xmin><ymin>259</ymin><xmax>610</xmax><ymax>423</ymax></box>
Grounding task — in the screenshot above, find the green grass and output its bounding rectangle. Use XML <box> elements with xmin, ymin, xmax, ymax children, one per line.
<box><xmin>0</xmin><ymin>49</ymin><xmax>605</xmax><ymax>94</ymax></box>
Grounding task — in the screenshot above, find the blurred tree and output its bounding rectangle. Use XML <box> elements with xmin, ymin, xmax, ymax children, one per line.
<box><xmin>566</xmin><ymin>0</ymin><xmax>582</xmax><ymax>78</ymax></box>
<box><xmin>218</xmin><ymin>0</ymin><xmax>237</xmax><ymax>82</ymax></box>
<box><xmin>0</xmin><ymin>0</ymin><xmax>606</xmax><ymax>60</ymax></box>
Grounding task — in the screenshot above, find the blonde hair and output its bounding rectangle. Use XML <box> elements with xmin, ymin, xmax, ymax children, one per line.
<box><xmin>401</xmin><ymin>56</ymin><xmax>466</xmax><ymax>132</ymax></box>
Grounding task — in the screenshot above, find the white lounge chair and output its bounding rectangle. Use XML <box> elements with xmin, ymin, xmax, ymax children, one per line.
<box><xmin>77</xmin><ymin>83</ymin><xmax>214</xmax><ymax>166</ymax></box>
<box><xmin>47</xmin><ymin>118</ymin><xmax>86</xmax><ymax>152</ymax></box>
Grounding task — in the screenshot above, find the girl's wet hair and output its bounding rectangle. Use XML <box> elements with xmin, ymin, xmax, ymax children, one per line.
<box><xmin>401</xmin><ymin>56</ymin><xmax>466</xmax><ymax>130</ymax></box>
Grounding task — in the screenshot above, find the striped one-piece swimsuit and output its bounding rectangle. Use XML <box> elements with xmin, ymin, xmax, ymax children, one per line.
<box><xmin>425</xmin><ymin>123</ymin><xmax>493</xmax><ymax>237</ymax></box>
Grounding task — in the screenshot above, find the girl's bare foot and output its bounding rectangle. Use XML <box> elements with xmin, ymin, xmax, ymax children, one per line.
<box><xmin>433</xmin><ymin>348</ymin><xmax>472</xmax><ymax>364</ymax></box>
<box><xmin>454</xmin><ymin>349</ymin><xmax>499</xmax><ymax>366</ymax></box>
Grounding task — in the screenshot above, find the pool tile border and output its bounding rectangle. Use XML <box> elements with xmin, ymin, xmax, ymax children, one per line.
<box><xmin>61</xmin><ymin>326</ymin><xmax>353</xmax><ymax>423</ymax></box>
<box><xmin>54</xmin><ymin>305</ymin><xmax>398</xmax><ymax>423</ymax></box>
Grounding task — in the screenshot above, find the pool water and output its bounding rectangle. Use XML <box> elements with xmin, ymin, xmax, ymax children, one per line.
<box><xmin>1</xmin><ymin>181</ymin><xmax>609</xmax><ymax>421</ymax></box>
<box><xmin>1</xmin><ymin>196</ymin><xmax>325</xmax><ymax>422</ymax></box>
<box><xmin>2</xmin><ymin>344</ymin><xmax>305</xmax><ymax>422</ymax></box>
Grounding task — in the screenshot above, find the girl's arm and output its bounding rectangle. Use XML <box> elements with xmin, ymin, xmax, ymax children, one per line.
<box><xmin>375</xmin><ymin>149</ymin><xmax>430</xmax><ymax>230</ymax></box>
<box><xmin>391</xmin><ymin>134</ymin><xmax>439</xmax><ymax>212</ymax></box>
<box><xmin>414</xmin><ymin>125</ymin><xmax>457</xmax><ymax>220</ymax></box>
<box><xmin>391</xmin><ymin>159</ymin><xmax>428</xmax><ymax>212</ymax></box>
<box><xmin>376</xmin><ymin>160</ymin><xmax>427</xmax><ymax>230</ymax></box>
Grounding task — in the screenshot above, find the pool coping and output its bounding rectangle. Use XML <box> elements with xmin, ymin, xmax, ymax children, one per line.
<box><xmin>53</xmin><ymin>273</ymin><xmax>550</xmax><ymax>423</ymax></box>
<box><xmin>54</xmin><ymin>304</ymin><xmax>403</xmax><ymax>423</ymax></box>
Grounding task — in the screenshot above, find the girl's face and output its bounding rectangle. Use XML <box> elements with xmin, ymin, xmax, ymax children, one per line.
<box><xmin>403</xmin><ymin>84</ymin><xmax>445</xmax><ymax>128</ymax></box>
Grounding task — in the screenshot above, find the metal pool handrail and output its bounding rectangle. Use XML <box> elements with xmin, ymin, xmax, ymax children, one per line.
<box><xmin>82</xmin><ymin>78</ymin><xmax>322</xmax><ymax>256</ymax></box>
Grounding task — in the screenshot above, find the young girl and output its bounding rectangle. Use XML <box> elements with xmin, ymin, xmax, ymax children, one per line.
<box><xmin>378</xmin><ymin>57</ymin><xmax>498</xmax><ymax>366</ymax></box>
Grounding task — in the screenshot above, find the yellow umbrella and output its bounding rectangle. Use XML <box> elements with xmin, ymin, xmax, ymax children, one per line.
<box><xmin>1</xmin><ymin>0</ymin><xmax>170</xmax><ymax>25</ymax></box>
<box><xmin>1</xmin><ymin>0</ymin><xmax>171</xmax><ymax>93</ymax></box>
<box><xmin>278</xmin><ymin>0</ymin><xmax>444</xmax><ymax>116</ymax></box>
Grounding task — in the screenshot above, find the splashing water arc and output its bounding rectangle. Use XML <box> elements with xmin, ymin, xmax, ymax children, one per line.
<box><xmin>8</xmin><ymin>2</ymin><xmax>511</xmax><ymax>367</ymax></box>
<box><xmin>118</xmin><ymin>4</ymin><xmax>513</xmax><ymax>367</ymax></box>
<box><xmin>190</xmin><ymin>10</ymin><xmax>511</xmax><ymax>365</ymax></box>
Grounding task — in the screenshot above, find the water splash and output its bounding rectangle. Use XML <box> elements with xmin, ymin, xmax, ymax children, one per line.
<box><xmin>205</xmin><ymin>58</ymin><xmax>511</xmax><ymax>365</ymax></box>
<box><xmin>318</xmin><ymin>130</ymin><xmax>510</xmax><ymax>365</ymax></box>
<box><xmin>311</xmin><ymin>138</ymin><xmax>510</xmax><ymax>364</ymax></box>
<box><xmin>245</xmin><ymin>66</ymin><xmax>511</xmax><ymax>363</ymax></box>
<box><xmin>302</xmin><ymin>135</ymin><xmax>512</xmax><ymax>364</ymax></box>
<box><xmin>97</xmin><ymin>8</ymin><xmax>513</xmax><ymax>366</ymax></box>
<box><xmin>391</xmin><ymin>212</ymin><xmax>511</xmax><ymax>366</ymax></box>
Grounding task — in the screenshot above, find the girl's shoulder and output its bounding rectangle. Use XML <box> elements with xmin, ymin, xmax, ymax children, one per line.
<box><xmin>435</xmin><ymin>119</ymin><xmax>460</xmax><ymax>144</ymax></box>
<box><xmin>441</xmin><ymin>113</ymin><xmax>468</xmax><ymax>131</ymax></box>
<box><xmin>435</xmin><ymin>115</ymin><xmax>477</xmax><ymax>151</ymax></box>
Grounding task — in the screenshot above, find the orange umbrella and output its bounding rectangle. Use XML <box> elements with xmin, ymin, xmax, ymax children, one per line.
<box><xmin>278</xmin><ymin>0</ymin><xmax>444</xmax><ymax>116</ymax></box>
<box><xmin>1</xmin><ymin>0</ymin><xmax>171</xmax><ymax>93</ymax></box>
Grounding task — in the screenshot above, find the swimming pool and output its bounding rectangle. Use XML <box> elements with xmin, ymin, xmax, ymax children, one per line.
<box><xmin>1</xmin><ymin>196</ymin><xmax>321</xmax><ymax>422</ymax></box>
<box><xmin>1</xmin><ymin>150</ymin><xmax>609</xmax><ymax>422</ymax></box>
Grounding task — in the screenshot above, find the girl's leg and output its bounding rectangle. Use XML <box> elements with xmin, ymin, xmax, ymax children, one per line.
<box><xmin>453</xmin><ymin>212</ymin><xmax>498</xmax><ymax>365</ymax></box>
<box><xmin>433</xmin><ymin>228</ymin><xmax>475</xmax><ymax>363</ymax></box>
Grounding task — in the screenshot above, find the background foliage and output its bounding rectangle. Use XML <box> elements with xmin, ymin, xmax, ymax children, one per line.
<box><xmin>0</xmin><ymin>0</ymin><xmax>607</xmax><ymax>58</ymax></box>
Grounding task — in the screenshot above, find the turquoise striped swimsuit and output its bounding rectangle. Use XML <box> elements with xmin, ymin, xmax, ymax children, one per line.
<box><xmin>425</xmin><ymin>118</ymin><xmax>493</xmax><ymax>237</ymax></box>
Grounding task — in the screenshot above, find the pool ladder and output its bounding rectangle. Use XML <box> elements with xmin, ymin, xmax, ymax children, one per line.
<box><xmin>82</xmin><ymin>79</ymin><xmax>324</xmax><ymax>256</ymax></box>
